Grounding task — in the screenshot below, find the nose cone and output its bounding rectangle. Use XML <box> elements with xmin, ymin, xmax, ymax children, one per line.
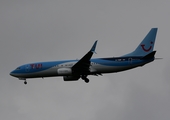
<box><xmin>10</xmin><ymin>70</ymin><xmax>17</xmax><ymax>77</ymax></box>
<box><xmin>10</xmin><ymin>71</ymin><xmax>14</xmax><ymax>76</ymax></box>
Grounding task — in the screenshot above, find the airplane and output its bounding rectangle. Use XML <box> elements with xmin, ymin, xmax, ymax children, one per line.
<box><xmin>10</xmin><ymin>28</ymin><xmax>158</xmax><ymax>84</ymax></box>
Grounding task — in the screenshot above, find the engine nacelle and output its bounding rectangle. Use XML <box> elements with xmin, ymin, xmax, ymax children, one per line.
<box><xmin>57</xmin><ymin>68</ymin><xmax>72</xmax><ymax>75</ymax></box>
<box><xmin>63</xmin><ymin>76</ymin><xmax>80</xmax><ymax>81</ymax></box>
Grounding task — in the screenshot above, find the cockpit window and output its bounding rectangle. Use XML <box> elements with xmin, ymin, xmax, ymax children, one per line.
<box><xmin>16</xmin><ymin>67</ymin><xmax>20</xmax><ymax>70</ymax></box>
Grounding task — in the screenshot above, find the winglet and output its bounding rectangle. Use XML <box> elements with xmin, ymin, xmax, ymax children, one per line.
<box><xmin>90</xmin><ymin>40</ymin><xmax>98</xmax><ymax>53</ymax></box>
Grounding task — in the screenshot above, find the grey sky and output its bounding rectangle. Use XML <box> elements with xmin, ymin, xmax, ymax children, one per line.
<box><xmin>0</xmin><ymin>0</ymin><xmax>170</xmax><ymax>120</ymax></box>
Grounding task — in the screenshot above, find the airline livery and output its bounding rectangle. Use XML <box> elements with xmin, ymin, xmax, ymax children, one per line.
<box><xmin>10</xmin><ymin>28</ymin><xmax>158</xmax><ymax>84</ymax></box>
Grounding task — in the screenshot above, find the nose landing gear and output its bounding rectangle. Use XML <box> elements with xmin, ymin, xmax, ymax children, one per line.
<box><xmin>24</xmin><ymin>80</ymin><xmax>27</xmax><ymax>84</ymax></box>
<box><xmin>19</xmin><ymin>78</ymin><xmax>27</xmax><ymax>85</ymax></box>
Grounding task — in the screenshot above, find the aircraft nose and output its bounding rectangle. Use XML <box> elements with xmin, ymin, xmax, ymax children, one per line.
<box><xmin>10</xmin><ymin>70</ymin><xmax>16</xmax><ymax>77</ymax></box>
<box><xmin>10</xmin><ymin>71</ymin><xmax>14</xmax><ymax>76</ymax></box>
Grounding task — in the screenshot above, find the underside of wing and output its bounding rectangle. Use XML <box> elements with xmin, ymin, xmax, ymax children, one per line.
<box><xmin>72</xmin><ymin>40</ymin><xmax>98</xmax><ymax>76</ymax></box>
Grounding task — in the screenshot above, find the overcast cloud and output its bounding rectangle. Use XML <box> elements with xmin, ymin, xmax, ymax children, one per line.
<box><xmin>0</xmin><ymin>0</ymin><xmax>170</xmax><ymax>120</ymax></box>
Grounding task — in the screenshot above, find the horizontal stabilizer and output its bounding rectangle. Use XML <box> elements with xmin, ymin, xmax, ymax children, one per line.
<box><xmin>142</xmin><ymin>51</ymin><xmax>156</xmax><ymax>59</ymax></box>
<box><xmin>155</xmin><ymin>58</ymin><xmax>163</xmax><ymax>60</ymax></box>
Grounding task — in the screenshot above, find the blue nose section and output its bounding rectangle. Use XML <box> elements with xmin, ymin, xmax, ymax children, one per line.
<box><xmin>10</xmin><ymin>70</ymin><xmax>18</xmax><ymax>78</ymax></box>
<box><xmin>10</xmin><ymin>71</ymin><xmax>15</xmax><ymax>77</ymax></box>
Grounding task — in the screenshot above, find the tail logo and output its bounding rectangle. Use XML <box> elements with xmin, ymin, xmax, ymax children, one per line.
<box><xmin>141</xmin><ymin>41</ymin><xmax>153</xmax><ymax>52</ymax></box>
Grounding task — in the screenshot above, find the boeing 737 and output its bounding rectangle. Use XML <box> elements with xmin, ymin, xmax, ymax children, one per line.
<box><xmin>10</xmin><ymin>28</ymin><xmax>158</xmax><ymax>84</ymax></box>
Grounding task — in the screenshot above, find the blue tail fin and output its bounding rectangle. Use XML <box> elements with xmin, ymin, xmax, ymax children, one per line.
<box><xmin>123</xmin><ymin>28</ymin><xmax>158</xmax><ymax>57</ymax></box>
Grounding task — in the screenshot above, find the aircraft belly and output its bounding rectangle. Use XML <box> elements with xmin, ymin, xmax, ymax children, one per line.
<box><xmin>92</xmin><ymin>63</ymin><xmax>144</xmax><ymax>73</ymax></box>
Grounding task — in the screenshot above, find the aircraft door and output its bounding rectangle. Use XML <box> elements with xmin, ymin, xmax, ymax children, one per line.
<box><xmin>128</xmin><ymin>58</ymin><xmax>132</xmax><ymax>64</ymax></box>
<box><xmin>25</xmin><ymin>65</ymin><xmax>30</xmax><ymax>72</ymax></box>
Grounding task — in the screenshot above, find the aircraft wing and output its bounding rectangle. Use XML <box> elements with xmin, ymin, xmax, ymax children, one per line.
<box><xmin>72</xmin><ymin>41</ymin><xmax>98</xmax><ymax>75</ymax></box>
